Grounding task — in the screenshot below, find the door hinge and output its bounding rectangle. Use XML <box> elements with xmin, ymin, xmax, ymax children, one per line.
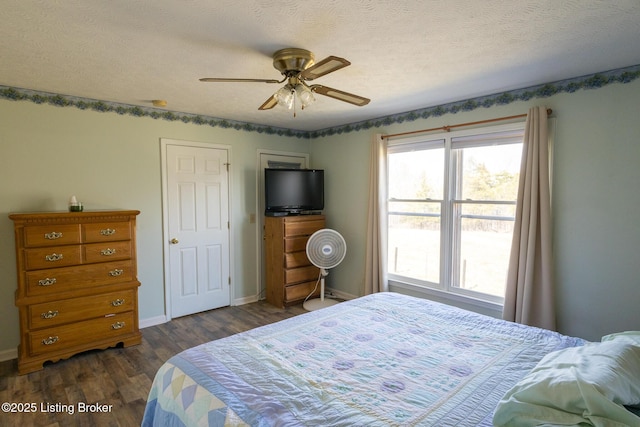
<box><xmin>228</xmin><ymin>276</ymin><xmax>231</xmax><ymax>285</ymax></box>
<box><xmin>224</xmin><ymin>162</ymin><xmax>230</xmax><ymax>172</ymax></box>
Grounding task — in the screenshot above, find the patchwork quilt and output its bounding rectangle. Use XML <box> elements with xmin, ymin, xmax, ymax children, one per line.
<box><xmin>142</xmin><ymin>292</ymin><xmax>584</xmax><ymax>426</ymax></box>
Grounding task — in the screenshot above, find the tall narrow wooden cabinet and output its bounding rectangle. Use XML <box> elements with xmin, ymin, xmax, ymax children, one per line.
<box><xmin>264</xmin><ymin>215</ymin><xmax>325</xmax><ymax>308</ymax></box>
<box><xmin>9</xmin><ymin>210</ymin><xmax>142</xmax><ymax>375</ymax></box>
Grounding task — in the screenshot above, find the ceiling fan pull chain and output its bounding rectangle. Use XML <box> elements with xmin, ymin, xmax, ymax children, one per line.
<box><xmin>293</xmin><ymin>88</ymin><xmax>297</xmax><ymax>118</ymax></box>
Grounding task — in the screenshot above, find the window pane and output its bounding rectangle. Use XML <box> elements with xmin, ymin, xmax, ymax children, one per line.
<box><xmin>386</xmin><ymin>124</ymin><xmax>525</xmax><ymax>304</ymax></box>
<box><xmin>388</xmin><ymin>149</ymin><xmax>444</xmax><ymax>200</ymax></box>
<box><xmin>459</xmin><ymin>144</ymin><xmax>522</xmax><ymax>201</ymax></box>
<box><xmin>388</xmin><ymin>212</ymin><xmax>440</xmax><ymax>284</ymax></box>
<box><xmin>455</xmin><ymin>204</ymin><xmax>515</xmax><ymax>297</ymax></box>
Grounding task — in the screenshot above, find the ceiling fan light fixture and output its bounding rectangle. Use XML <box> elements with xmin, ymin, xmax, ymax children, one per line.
<box><xmin>295</xmin><ymin>84</ymin><xmax>315</xmax><ymax>108</ymax></box>
<box><xmin>201</xmin><ymin>48</ymin><xmax>369</xmax><ymax>113</ymax></box>
<box><xmin>275</xmin><ymin>84</ymin><xmax>295</xmax><ymax>109</ymax></box>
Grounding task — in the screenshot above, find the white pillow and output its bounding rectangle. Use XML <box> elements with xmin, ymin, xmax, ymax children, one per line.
<box><xmin>493</xmin><ymin>340</ymin><xmax>640</xmax><ymax>427</ymax></box>
<box><xmin>602</xmin><ymin>331</ymin><xmax>640</xmax><ymax>347</ymax></box>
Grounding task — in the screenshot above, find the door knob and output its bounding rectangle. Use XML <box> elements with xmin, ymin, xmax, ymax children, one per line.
<box><xmin>170</xmin><ymin>238</ymin><xmax>179</xmax><ymax>244</ymax></box>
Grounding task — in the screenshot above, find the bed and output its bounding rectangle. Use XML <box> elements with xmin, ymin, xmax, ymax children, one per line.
<box><xmin>142</xmin><ymin>292</ymin><xmax>639</xmax><ymax>426</ymax></box>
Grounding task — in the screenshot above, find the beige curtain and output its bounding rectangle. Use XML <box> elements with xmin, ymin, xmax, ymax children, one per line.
<box><xmin>503</xmin><ymin>106</ymin><xmax>556</xmax><ymax>330</ymax></box>
<box><xmin>364</xmin><ymin>134</ymin><xmax>388</xmax><ymax>294</ymax></box>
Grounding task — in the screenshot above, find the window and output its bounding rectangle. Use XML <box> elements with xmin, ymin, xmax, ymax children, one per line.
<box><xmin>386</xmin><ymin>123</ymin><xmax>524</xmax><ymax>304</ymax></box>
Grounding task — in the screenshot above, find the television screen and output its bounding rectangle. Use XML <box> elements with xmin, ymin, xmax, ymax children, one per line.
<box><xmin>265</xmin><ymin>169</ymin><xmax>324</xmax><ymax>215</ymax></box>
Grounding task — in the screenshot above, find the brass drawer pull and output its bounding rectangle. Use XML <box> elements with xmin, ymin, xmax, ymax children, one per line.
<box><xmin>108</xmin><ymin>268</ymin><xmax>124</xmax><ymax>277</ymax></box>
<box><xmin>42</xmin><ymin>336</ymin><xmax>59</xmax><ymax>345</ymax></box>
<box><xmin>44</xmin><ymin>231</ymin><xmax>63</xmax><ymax>240</ymax></box>
<box><xmin>100</xmin><ymin>228</ymin><xmax>116</xmax><ymax>236</ymax></box>
<box><xmin>101</xmin><ymin>248</ymin><xmax>117</xmax><ymax>256</ymax></box>
<box><xmin>41</xmin><ymin>310</ymin><xmax>59</xmax><ymax>319</ymax></box>
<box><xmin>111</xmin><ymin>298</ymin><xmax>125</xmax><ymax>307</ymax></box>
<box><xmin>111</xmin><ymin>321</ymin><xmax>125</xmax><ymax>330</ymax></box>
<box><xmin>45</xmin><ymin>253</ymin><xmax>64</xmax><ymax>262</ymax></box>
<box><xmin>38</xmin><ymin>278</ymin><xmax>57</xmax><ymax>286</ymax></box>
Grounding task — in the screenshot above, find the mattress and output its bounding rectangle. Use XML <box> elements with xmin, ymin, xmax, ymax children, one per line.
<box><xmin>142</xmin><ymin>292</ymin><xmax>584</xmax><ymax>426</ymax></box>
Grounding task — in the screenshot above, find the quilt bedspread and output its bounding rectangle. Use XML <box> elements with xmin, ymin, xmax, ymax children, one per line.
<box><xmin>142</xmin><ymin>292</ymin><xmax>584</xmax><ymax>426</ymax></box>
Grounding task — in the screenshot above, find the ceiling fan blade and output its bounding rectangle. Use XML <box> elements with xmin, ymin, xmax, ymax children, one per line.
<box><xmin>200</xmin><ymin>77</ymin><xmax>282</xmax><ymax>83</ymax></box>
<box><xmin>299</xmin><ymin>56</ymin><xmax>350</xmax><ymax>80</ymax></box>
<box><xmin>258</xmin><ymin>94</ymin><xmax>278</xmax><ymax>110</ymax></box>
<box><xmin>310</xmin><ymin>85</ymin><xmax>370</xmax><ymax>106</ymax></box>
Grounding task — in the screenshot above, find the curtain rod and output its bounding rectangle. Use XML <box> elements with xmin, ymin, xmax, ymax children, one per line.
<box><xmin>382</xmin><ymin>108</ymin><xmax>553</xmax><ymax>140</ymax></box>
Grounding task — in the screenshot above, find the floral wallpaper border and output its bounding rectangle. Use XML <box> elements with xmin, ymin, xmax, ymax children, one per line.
<box><xmin>1</xmin><ymin>64</ymin><xmax>639</xmax><ymax>140</ymax></box>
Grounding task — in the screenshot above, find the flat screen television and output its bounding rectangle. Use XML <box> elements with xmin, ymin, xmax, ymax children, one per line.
<box><xmin>264</xmin><ymin>168</ymin><xmax>324</xmax><ymax>216</ymax></box>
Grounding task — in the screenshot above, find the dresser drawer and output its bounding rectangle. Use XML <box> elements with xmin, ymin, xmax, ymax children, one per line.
<box><xmin>284</xmin><ymin>281</ymin><xmax>320</xmax><ymax>303</ymax></box>
<box><xmin>284</xmin><ymin>236</ymin><xmax>310</xmax><ymax>253</ymax></box>
<box><xmin>24</xmin><ymin>245</ymin><xmax>82</xmax><ymax>271</ymax></box>
<box><xmin>24</xmin><ymin>224</ymin><xmax>81</xmax><ymax>248</ymax></box>
<box><xmin>28</xmin><ymin>312</ymin><xmax>134</xmax><ymax>356</ymax></box>
<box><xmin>284</xmin><ymin>251</ymin><xmax>312</xmax><ymax>269</ymax></box>
<box><xmin>284</xmin><ymin>219</ymin><xmax>325</xmax><ymax>237</ymax></box>
<box><xmin>28</xmin><ymin>289</ymin><xmax>135</xmax><ymax>330</ymax></box>
<box><xmin>285</xmin><ymin>265</ymin><xmax>319</xmax><ymax>285</ymax></box>
<box><xmin>83</xmin><ymin>240</ymin><xmax>132</xmax><ymax>263</ymax></box>
<box><xmin>82</xmin><ymin>222</ymin><xmax>132</xmax><ymax>243</ymax></box>
<box><xmin>25</xmin><ymin>260</ymin><xmax>135</xmax><ymax>297</ymax></box>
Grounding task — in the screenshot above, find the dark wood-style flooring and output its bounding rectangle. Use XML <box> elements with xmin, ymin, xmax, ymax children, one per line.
<box><xmin>0</xmin><ymin>301</ymin><xmax>307</xmax><ymax>426</ymax></box>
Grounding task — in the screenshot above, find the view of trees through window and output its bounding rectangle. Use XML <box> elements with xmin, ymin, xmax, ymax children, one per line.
<box><xmin>453</xmin><ymin>143</ymin><xmax>521</xmax><ymax>298</ymax></box>
<box><xmin>387</xmin><ymin>132</ymin><xmax>523</xmax><ymax>302</ymax></box>
<box><xmin>388</xmin><ymin>146</ymin><xmax>443</xmax><ymax>284</ymax></box>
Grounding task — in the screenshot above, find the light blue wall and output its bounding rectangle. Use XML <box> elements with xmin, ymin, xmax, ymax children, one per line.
<box><xmin>1</xmin><ymin>76</ymin><xmax>638</xmax><ymax>358</ymax></box>
<box><xmin>312</xmin><ymin>78</ymin><xmax>640</xmax><ymax>342</ymax></box>
<box><xmin>551</xmin><ymin>83</ymin><xmax>640</xmax><ymax>340</ymax></box>
<box><xmin>0</xmin><ymin>100</ymin><xmax>311</xmax><ymax>355</ymax></box>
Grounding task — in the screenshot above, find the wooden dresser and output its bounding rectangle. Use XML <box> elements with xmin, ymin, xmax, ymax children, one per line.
<box><xmin>9</xmin><ymin>210</ymin><xmax>141</xmax><ymax>375</ymax></box>
<box><xmin>264</xmin><ymin>215</ymin><xmax>325</xmax><ymax>308</ymax></box>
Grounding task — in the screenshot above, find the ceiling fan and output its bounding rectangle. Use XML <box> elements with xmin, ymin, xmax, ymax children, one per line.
<box><xmin>200</xmin><ymin>48</ymin><xmax>370</xmax><ymax>113</ymax></box>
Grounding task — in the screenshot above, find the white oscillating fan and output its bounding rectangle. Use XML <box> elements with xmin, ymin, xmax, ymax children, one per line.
<box><xmin>303</xmin><ymin>229</ymin><xmax>347</xmax><ymax>311</ymax></box>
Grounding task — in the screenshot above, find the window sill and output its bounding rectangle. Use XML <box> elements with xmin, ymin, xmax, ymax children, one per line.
<box><xmin>388</xmin><ymin>279</ymin><xmax>504</xmax><ymax>319</ymax></box>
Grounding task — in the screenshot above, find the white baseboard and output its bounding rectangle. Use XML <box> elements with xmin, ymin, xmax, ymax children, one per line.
<box><xmin>139</xmin><ymin>314</ymin><xmax>168</xmax><ymax>329</ymax></box>
<box><xmin>325</xmin><ymin>287</ymin><xmax>358</xmax><ymax>301</ymax></box>
<box><xmin>234</xmin><ymin>294</ymin><xmax>259</xmax><ymax>306</ymax></box>
<box><xmin>0</xmin><ymin>348</ymin><xmax>17</xmax><ymax>362</ymax></box>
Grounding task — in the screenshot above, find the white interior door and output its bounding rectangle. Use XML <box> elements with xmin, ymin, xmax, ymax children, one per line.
<box><xmin>165</xmin><ymin>142</ymin><xmax>231</xmax><ymax>318</ymax></box>
<box><xmin>256</xmin><ymin>151</ymin><xmax>309</xmax><ymax>298</ymax></box>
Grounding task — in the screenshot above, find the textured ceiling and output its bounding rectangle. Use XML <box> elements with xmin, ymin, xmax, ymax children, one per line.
<box><xmin>1</xmin><ymin>0</ymin><xmax>640</xmax><ymax>132</ymax></box>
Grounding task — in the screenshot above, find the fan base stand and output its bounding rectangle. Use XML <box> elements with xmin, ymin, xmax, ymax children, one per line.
<box><xmin>303</xmin><ymin>297</ymin><xmax>339</xmax><ymax>311</ymax></box>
